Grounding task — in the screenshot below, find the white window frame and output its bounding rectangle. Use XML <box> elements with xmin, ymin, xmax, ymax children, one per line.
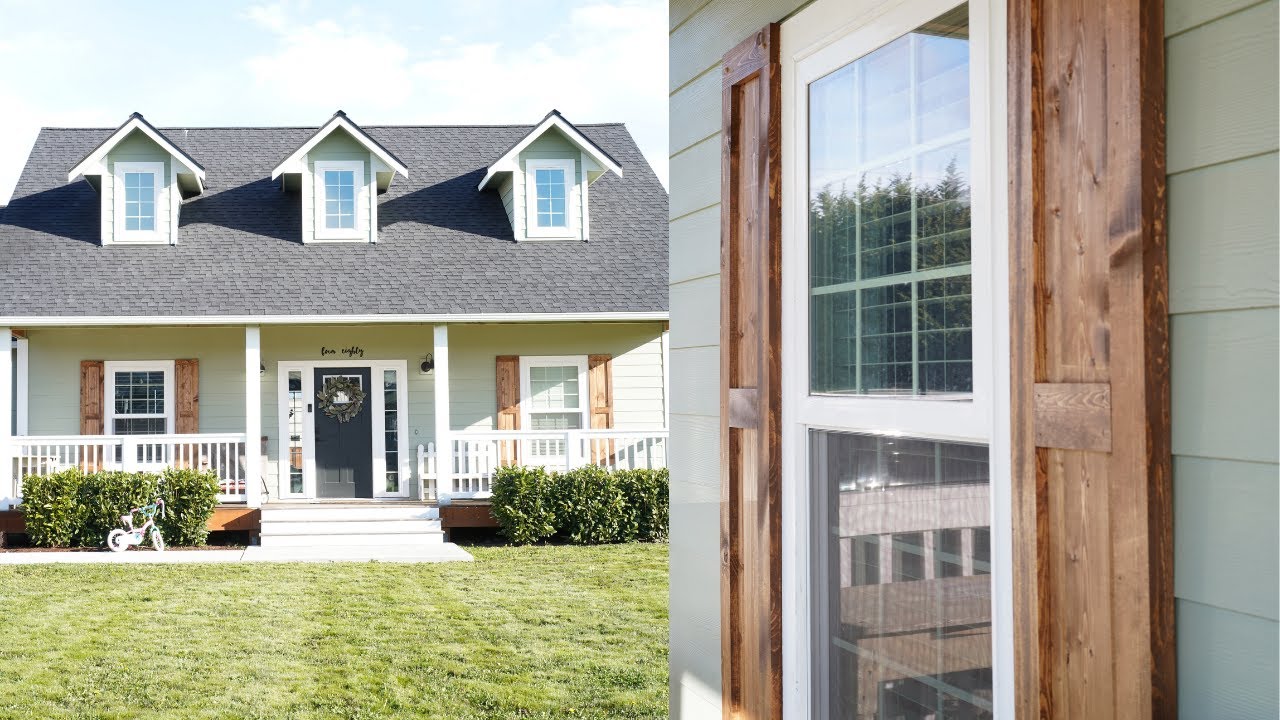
<box><xmin>103</xmin><ymin>360</ymin><xmax>175</xmax><ymax>435</ymax></box>
<box><xmin>524</xmin><ymin>158</ymin><xmax>578</xmax><ymax>239</ymax></box>
<box><xmin>518</xmin><ymin>355</ymin><xmax>589</xmax><ymax>432</ymax></box>
<box><xmin>112</xmin><ymin>161</ymin><xmax>165</xmax><ymax>245</ymax></box>
<box><xmin>780</xmin><ymin>0</ymin><xmax>1012</xmax><ymax>717</ymax></box>
<box><xmin>313</xmin><ymin>160</ymin><xmax>366</xmax><ymax>241</ymax></box>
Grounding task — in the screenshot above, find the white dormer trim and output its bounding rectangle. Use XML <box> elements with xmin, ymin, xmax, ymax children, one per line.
<box><xmin>478</xmin><ymin>112</ymin><xmax>623</xmax><ymax>192</ymax></box>
<box><xmin>272</xmin><ymin>113</ymin><xmax>408</xmax><ymax>183</ymax></box>
<box><xmin>67</xmin><ymin>115</ymin><xmax>205</xmax><ymax>192</ymax></box>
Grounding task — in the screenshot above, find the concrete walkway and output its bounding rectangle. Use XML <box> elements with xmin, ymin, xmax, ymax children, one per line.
<box><xmin>0</xmin><ymin>543</ymin><xmax>473</xmax><ymax>564</ymax></box>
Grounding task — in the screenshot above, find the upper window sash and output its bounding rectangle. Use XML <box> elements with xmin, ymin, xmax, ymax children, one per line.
<box><xmin>313</xmin><ymin>160</ymin><xmax>365</xmax><ymax>241</ymax></box>
<box><xmin>103</xmin><ymin>360</ymin><xmax>175</xmax><ymax>435</ymax></box>
<box><xmin>111</xmin><ymin>161</ymin><xmax>166</xmax><ymax>244</ymax></box>
<box><xmin>518</xmin><ymin>355</ymin><xmax>588</xmax><ymax>429</ymax></box>
<box><xmin>524</xmin><ymin>159</ymin><xmax>577</xmax><ymax>239</ymax></box>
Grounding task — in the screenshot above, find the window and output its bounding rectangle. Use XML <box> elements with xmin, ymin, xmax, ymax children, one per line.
<box><xmin>104</xmin><ymin>361</ymin><xmax>174</xmax><ymax>435</ymax></box>
<box><xmin>525</xmin><ymin>159</ymin><xmax>576</xmax><ymax>238</ymax></box>
<box><xmin>313</xmin><ymin>161</ymin><xmax>364</xmax><ymax>240</ymax></box>
<box><xmin>112</xmin><ymin>162</ymin><xmax>164</xmax><ymax>243</ymax></box>
<box><xmin>287</xmin><ymin>371</ymin><xmax>304</xmax><ymax>494</ymax></box>
<box><xmin>519</xmin><ymin>356</ymin><xmax>588</xmax><ymax>462</ymax></box>
<box><xmin>383</xmin><ymin>369</ymin><xmax>399</xmax><ymax>493</ymax></box>
<box><xmin>784</xmin><ymin>0</ymin><xmax>1006</xmax><ymax>717</ymax></box>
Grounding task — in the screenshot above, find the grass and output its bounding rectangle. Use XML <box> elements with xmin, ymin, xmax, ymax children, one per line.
<box><xmin>0</xmin><ymin>543</ymin><xmax>669</xmax><ymax>720</ymax></box>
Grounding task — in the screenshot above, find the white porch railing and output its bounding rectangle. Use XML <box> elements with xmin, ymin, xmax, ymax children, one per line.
<box><xmin>6</xmin><ymin>434</ymin><xmax>250</xmax><ymax>503</ymax></box>
<box><xmin>417</xmin><ymin>429</ymin><xmax>668</xmax><ymax>500</ymax></box>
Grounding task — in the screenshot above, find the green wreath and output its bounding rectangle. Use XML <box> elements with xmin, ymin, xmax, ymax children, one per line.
<box><xmin>316</xmin><ymin>377</ymin><xmax>367</xmax><ymax>423</ymax></box>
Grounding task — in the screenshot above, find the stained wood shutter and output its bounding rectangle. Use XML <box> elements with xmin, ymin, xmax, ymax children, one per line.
<box><xmin>175</xmin><ymin>359</ymin><xmax>199</xmax><ymax>434</ymax></box>
<box><xmin>1009</xmin><ymin>0</ymin><xmax>1173</xmax><ymax>716</ymax></box>
<box><xmin>495</xmin><ymin>355</ymin><xmax>521</xmax><ymax>465</ymax></box>
<box><xmin>587</xmin><ymin>354</ymin><xmax>614</xmax><ymax>464</ymax></box>
<box><xmin>79</xmin><ymin>360</ymin><xmax>104</xmax><ymax>435</ymax></box>
<box><xmin>720</xmin><ymin>24</ymin><xmax>782</xmax><ymax>720</ymax></box>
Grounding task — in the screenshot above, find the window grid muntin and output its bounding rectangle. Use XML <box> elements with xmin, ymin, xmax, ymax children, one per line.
<box><xmin>534</xmin><ymin>167</ymin><xmax>568</xmax><ymax>228</ymax></box>
<box><xmin>809</xmin><ymin>18</ymin><xmax>973</xmax><ymax>397</ymax></box>
<box><xmin>324</xmin><ymin>169</ymin><xmax>357</xmax><ymax>229</ymax></box>
<box><xmin>123</xmin><ymin>172</ymin><xmax>156</xmax><ymax>231</ymax></box>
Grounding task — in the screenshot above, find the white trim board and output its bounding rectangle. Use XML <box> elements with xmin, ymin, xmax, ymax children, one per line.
<box><xmin>2</xmin><ymin>312</ymin><xmax>670</xmax><ymax>327</ymax></box>
<box><xmin>11</xmin><ymin>337</ymin><xmax>28</xmax><ymax>436</ymax></box>
<box><xmin>477</xmin><ymin>112</ymin><xmax>622</xmax><ymax>191</ymax></box>
<box><xmin>67</xmin><ymin>115</ymin><xmax>206</xmax><ymax>190</ymax></box>
<box><xmin>271</xmin><ymin>113</ymin><xmax>409</xmax><ymax>181</ymax></box>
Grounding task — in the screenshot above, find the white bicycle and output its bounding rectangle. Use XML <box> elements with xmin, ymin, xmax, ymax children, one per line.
<box><xmin>106</xmin><ymin>498</ymin><xmax>166</xmax><ymax>552</ymax></box>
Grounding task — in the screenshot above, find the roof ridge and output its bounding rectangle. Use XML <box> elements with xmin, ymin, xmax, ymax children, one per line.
<box><xmin>38</xmin><ymin>122</ymin><xmax>630</xmax><ymax>131</ymax></box>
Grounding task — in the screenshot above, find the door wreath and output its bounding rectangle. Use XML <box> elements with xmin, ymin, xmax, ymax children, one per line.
<box><xmin>316</xmin><ymin>377</ymin><xmax>366</xmax><ymax>423</ymax></box>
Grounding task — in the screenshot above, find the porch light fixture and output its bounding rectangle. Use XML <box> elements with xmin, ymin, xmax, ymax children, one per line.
<box><xmin>420</xmin><ymin>354</ymin><xmax>434</xmax><ymax>374</ymax></box>
<box><xmin>260</xmin><ymin>363</ymin><xmax>266</xmax><ymax>377</ymax></box>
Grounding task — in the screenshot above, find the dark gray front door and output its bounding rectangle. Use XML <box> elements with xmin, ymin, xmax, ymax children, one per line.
<box><xmin>314</xmin><ymin>368</ymin><xmax>373</xmax><ymax>498</ymax></box>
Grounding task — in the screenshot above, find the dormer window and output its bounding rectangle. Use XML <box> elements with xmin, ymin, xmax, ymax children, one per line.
<box><xmin>272</xmin><ymin>111</ymin><xmax>408</xmax><ymax>245</ymax></box>
<box><xmin>313</xmin><ymin>160</ymin><xmax>366</xmax><ymax>240</ymax></box>
<box><xmin>478</xmin><ymin>110</ymin><xmax>623</xmax><ymax>243</ymax></box>
<box><xmin>67</xmin><ymin>113</ymin><xmax>205</xmax><ymax>247</ymax></box>
<box><xmin>527</xmin><ymin>159</ymin><xmax>576</xmax><ymax>237</ymax></box>
<box><xmin>119</xmin><ymin>164</ymin><xmax>160</xmax><ymax>235</ymax></box>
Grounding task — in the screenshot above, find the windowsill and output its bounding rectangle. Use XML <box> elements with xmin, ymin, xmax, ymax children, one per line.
<box><xmin>109</xmin><ymin>232</ymin><xmax>168</xmax><ymax>246</ymax></box>
<box><xmin>311</xmin><ymin>231</ymin><xmax>367</xmax><ymax>242</ymax></box>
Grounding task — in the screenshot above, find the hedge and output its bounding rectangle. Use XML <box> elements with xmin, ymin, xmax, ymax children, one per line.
<box><xmin>490</xmin><ymin>465</ymin><xmax>669</xmax><ymax>545</ymax></box>
<box><xmin>20</xmin><ymin>467</ymin><xmax>221</xmax><ymax>548</ymax></box>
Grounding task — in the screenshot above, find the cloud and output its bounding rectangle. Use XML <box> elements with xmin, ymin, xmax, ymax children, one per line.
<box><xmin>239</xmin><ymin>0</ymin><xmax>668</xmax><ymax>187</ymax></box>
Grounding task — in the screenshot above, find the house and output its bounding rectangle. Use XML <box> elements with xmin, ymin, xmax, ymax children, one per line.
<box><xmin>668</xmin><ymin>0</ymin><xmax>1276</xmax><ymax>719</ymax></box>
<box><xmin>0</xmin><ymin>109</ymin><xmax>670</xmax><ymax>545</ymax></box>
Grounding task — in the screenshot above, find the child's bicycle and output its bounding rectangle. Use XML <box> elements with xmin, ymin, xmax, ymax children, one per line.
<box><xmin>107</xmin><ymin>498</ymin><xmax>166</xmax><ymax>552</ymax></box>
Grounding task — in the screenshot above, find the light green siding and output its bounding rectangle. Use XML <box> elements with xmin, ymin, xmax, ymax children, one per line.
<box><xmin>23</xmin><ymin>322</ymin><xmax>667</xmax><ymax>499</ymax></box>
<box><xmin>667</xmin><ymin>1</ymin><xmax>813</xmax><ymax>717</ymax></box>
<box><xmin>1167</xmin><ymin>0</ymin><xmax>1279</xmax><ymax>716</ymax></box>
<box><xmin>26</xmin><ymin>327</ymin><xmax>245</xmax><ymax>436</ymax></box>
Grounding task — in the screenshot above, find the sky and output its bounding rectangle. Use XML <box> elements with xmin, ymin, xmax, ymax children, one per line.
<box><xmin>0</xmin><ymin>0</ymin><xmax>668</xmax><ymax>205</ymax></box>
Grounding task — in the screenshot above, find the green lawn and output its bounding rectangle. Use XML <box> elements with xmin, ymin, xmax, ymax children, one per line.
<box><xmin>0</xmin><ymin>543</ymin><xmax>668</xmax><ymax>720</ymax></box>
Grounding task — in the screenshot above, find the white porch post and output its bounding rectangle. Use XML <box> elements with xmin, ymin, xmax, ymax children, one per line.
<box><xmin>244</xmin><ymin>326</ymin><xmax>262</xmax><ymax>508</ymax></box>
<box><xmin>433</xmin><ymin>325</ymin><xmax>451</xmax><ymax>501</ymax></box>
<box><xmin>0</xmin><ymin>329</ymin><xmax>12</xmax><ymax>509</ymax></box>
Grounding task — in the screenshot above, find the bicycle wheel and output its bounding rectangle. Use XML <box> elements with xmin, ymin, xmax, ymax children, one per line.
<box><xmin>107</xmin><ymin>529</ymin><xmax>129</xmax><ymax>553</ymax></box>
<box><xmin>151</xmin><ymin>529</ymin><xmax>165</xmax><ymax>552</ymax></box>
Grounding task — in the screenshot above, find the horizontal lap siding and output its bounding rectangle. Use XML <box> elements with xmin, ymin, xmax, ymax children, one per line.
<box><xmin>1166</xmin><ymin>0</ymin><xmax>1280</xmax><ymax>716</ymax></box>
<box><xmin>445</xmin><ymin>323</ymin><xmax>667</xmax><ymax>432</ymax></box>
<box><xmin>667</xmin><ymin>2</ymin><xmax>810</xmax><ymax>718</ymax></box>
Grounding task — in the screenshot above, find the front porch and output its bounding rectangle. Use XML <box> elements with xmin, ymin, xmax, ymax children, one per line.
<box><xmin>2</xmin><ymin>321</ymin><xmax>669</xmax><ymax>512</ymax></box>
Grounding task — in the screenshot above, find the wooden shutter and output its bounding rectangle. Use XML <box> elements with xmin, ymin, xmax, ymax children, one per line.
<box><xmin>495</xmin><ymin>355</ymin><xmax>521</xmax><ymax>466</ymax></box>
<box><xmin>587</xmin><ymin>354</ymin><xmax>614</xmax><ymax>464</ymax></box>
<box><xmin>720</xmin><ymin>24</ymin><xmax>782</xmax><ymax>720</ymax></box>
<box><xmin>175</xmin><ymin>359</ymin><xmax>199</xmax><ymax>434</ymax></box>
<box><xmin>1010</xmin><ymin>0</ymin><xmax>1173</xmax><ymax>717</ymax></box>
<box><xmin>79</xmin><ymin>360</ymin><xmax>104</xmax><ymax>435</ymax></box>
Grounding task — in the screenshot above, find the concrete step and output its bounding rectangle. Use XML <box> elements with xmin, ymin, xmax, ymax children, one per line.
<box><xmin>259</xmin><ymin>531</ymin><xmax>445</xmax><ymax>548</ymax></box>
<box><xmin>260</xmin><ymin>519</ymin><xmax>442</xmax><ymax>536</ymax></box>
<box><xmin>260</xmin><ymin>505</ymin><xmax>438</xmax><ymax>522</ymax></box>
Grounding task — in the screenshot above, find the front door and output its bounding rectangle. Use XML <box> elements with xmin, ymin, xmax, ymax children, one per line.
<box><xmin>313</xmin><ymin>368</ymin><xmax>373</xmax><ymax>498</ymax></box>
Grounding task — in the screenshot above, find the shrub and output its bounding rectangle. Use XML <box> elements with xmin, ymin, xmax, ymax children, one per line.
<box><xmin>156</xmin><ymin>468</ymin><xmax>221</xmax><ymax>547</ymax></box>
<box><xmin>19</xmin><ymin>470</ymin><xmax>86</xmax><ymax>547</ymax></box>
<box><xmin>549</xmin><ymin>465</ymin><xmax>626</xmax><ymax>545</ymax></box>
<box><xmin>490</xmin><ymin>465</ymin><xmax>556</xmax><ymax>545</ymax></box>
<box><xmin>20</xmin><ymin>467</ymin><xmax>220</xmax><ymax>548</ymax></box>
<box><xmin>616</xmin><ymin>468</ymin><xmax>669</xmax><ymax>543</ymax></box>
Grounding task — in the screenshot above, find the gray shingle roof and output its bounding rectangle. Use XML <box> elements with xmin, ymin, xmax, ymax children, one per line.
<box><xmin>0</xmin><ymin>123</ymin><xmax>669</xmax><ymax>318</ymax></box>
